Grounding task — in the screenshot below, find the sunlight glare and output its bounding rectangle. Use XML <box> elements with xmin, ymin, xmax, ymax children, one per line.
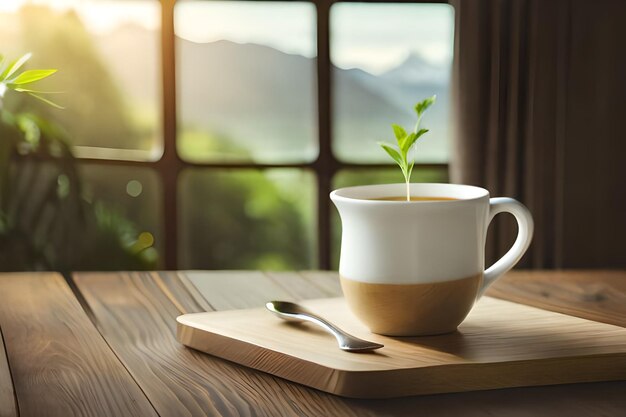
<box><xmin>0</xmin><ymin>0</ymin><xmax>159</xmax><ymax>34</ymax></box>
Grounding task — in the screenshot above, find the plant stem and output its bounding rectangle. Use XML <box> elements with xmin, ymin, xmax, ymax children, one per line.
<box><xmin>406</xmin><ymin>178</ymin><xmax>410</xmax><ymax>201</ymax></box>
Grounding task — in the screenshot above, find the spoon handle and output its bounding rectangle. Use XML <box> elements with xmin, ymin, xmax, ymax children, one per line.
<box><xmin>266</xmin><ymin>301</ymin><xmax>383</xmax><ymax>352</ymax></box>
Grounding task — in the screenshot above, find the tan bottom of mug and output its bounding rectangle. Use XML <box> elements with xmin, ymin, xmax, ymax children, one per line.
<box><xmin>340</xmin><ymin>273</ymin><xmax>483</xmax><ymax>336</ymax></box>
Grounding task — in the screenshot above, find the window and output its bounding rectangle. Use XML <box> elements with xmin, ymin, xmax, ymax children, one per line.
<box><xmin>175</xmin><ymin>1</ymin><xmax>317</xmax><ymax>163</ymax></box>
<box><xmin>179</xmin><ymin>168</ymin><xmax>317</xmax><ymax>269</ymax></box>
<box><xmin>331</xmin><ymin>3</ymin><xmax>453</xmax><ymax>163</ymax></box>
<box><xmin>0</xmin><ymin>0</ymin><xmax>162</xmax><ymax>160</ymax></box>
<box><xmin>1</xmin><ymin>0</ymin><xmax>453</xmax><ymax>270</ymax></box>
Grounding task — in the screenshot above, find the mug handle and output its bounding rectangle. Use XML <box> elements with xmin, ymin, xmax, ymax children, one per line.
<box><xmin>479</xmin><ymin>197</ymin><xmax>534</xmax><ymax>296</ymax></box>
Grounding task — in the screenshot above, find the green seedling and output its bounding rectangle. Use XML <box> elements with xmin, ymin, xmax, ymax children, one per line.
<box><xmin>378</xmin><ymin>95</ymin><xmax>436</xmax><ymax>201</ymax></box>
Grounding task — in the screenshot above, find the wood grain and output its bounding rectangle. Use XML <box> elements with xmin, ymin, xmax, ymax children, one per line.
<box><xmin>487</xmin><ymin>270</ymin><xmax>626</xmax><ymax>326</ymax></box>
<box><xmin>0</xmin><ymin>272</ymin><xmax>157</xmax><ymax>417</ymax></box>
<box><xmin>73</xmin><ymin>271</ymin><xmax>368</xmax><ymax>417</ymax></box>
<box><xmin>0</xmin><ymin>327</ymin><xmax>17</xmax><ymax>417</ymax></box>
<box><xmin>176</xmin><ymin>270</ymin><xmax>626</xmax><ymax>415</ymax></box>
<box><xmin>177</xmin><ymin>296</ymin><xmax>626</xmax><ymax>398</ymax></box>
<box><xmin>264</xmin><ymin>271</ymin><xmax>333</xmax><ymax>300</ymax></box>
<box><xmin>184</xmin><ymin>271</ymin><xmax>294</xmax><ymax>310</ymax></box>
<box><xmin>72</xmin><ymin>270</ymin><xmax>626</xmax><ymax>416</ymax></box>
<box><xmin>298</xmin><ymin>270</ymin><xmax>343</xmax><ymax>296</ymax></box>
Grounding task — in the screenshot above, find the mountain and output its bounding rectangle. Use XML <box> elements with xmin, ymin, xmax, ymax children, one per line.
<box><xmin>381</xmin><ymin>53</ymin><xmax>449</xmax><ymax>85</ymax></box>
<box><xmin>332</xmin><ymin>55</ymin><xmax>451</xmax><ymax>162</ymax></box>
<box><xmin>94</xmin><ymin>25</ymin><xmax>450</xmax><ymax>163</ymax></box>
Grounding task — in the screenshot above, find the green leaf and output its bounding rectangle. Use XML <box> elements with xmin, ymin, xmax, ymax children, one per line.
<box><xmin>405</xmin><ymin>128</ymin><xmax>428</xmax><ymax>150</ymax></box>
<box><xmin>13</xmin><ymin>87</ymin><xmax>63</xmax><ymax>94</ymax></box>
<box><xmin>414</xmin><ymin>95</ymin><xmax>437</xmax><ymax>116</ymax></box>
<box><xmin>16</xmin><ymin>113</ymin><xmax>41</xmax><ymax>145</ymax></box>
<box><xmin>26</xmin><ymin>92</ymin><xmax>64</xmax><ymax>109</ymax></box>
<box><xmin>399</xmin><ymin>132</ymin><xmax>415</xmax><ymax>152</ymax></box>
<box><xmin>378</xmin><ymin>142</ymin><xmax>403</xmax><ymax>167</ymax></box>
<box><xmin>391</xmin><ymin>124</ymin><xmax>407</xmax><ymax>142</ymax></box>
<box><xmin>0</xmin><ymin>52</ymin><xmax>32</xmax><ymax>81</ymax></box>
<box><xmin>378</xmin><ymin>95</ymin><xmax>437</xmax><ymax>199</ymax></box>
<box><xmin>414</xmin><ymin>128</ymin><xmax>429</xmax><ymax>139</ymax></box>
<box><xmin>8</xmin><ymin>69</ymin><xmax>57</xmax><ymax>85</ymax></box>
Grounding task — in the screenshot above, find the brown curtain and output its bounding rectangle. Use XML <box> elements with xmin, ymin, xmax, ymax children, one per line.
<box><xmin>450</xmin><ymin>0</ymin><xmax>626</xmax><ymax>268</ymax></box>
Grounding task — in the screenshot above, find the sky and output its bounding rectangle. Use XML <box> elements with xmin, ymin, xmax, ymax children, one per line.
<box><xmin>330</xmin><ymin>3</ymin><xmax>454</xmax><ymax>73</ymax></box>
<box><xmin>1</xmin><ymin>0</ymin><xmax>454</xmax><ymax>75</ymax></box>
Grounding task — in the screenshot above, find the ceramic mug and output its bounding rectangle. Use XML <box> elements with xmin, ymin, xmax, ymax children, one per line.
<box><xmin>330</xmin><ymin>183</ymin><xmax>534</xmax><ymax>336</ymax></box>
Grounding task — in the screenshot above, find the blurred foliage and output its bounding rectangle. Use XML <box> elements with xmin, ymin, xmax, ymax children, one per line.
<box><xmin>8</xmin><ymin>5</ymin><xmax>151</xmax><ymax>150</ymax></box>
<box><xmin>332</xmin><ymin>167</ymin><xmax>447</xmax><ymax>190</ymax></box>
<box><xmin>178</xmin><ymin>128</ymin><xmax>315</xmax><ymax>270</ymax></box>
<box><xmin>181</xmin><ymin>169</ymin><xmax>315</xmax><ymax>270</ymax></box>
<box><xmin>0</xmin><ymin>109</ymin><xmax>158</xmax><ymax>272</ymax></box>
<box><xmin>0</xmin><ymin>6</ymin><xmax>159</xmax><ymax>272</ymax></box>
<box><xmin>0</xmin><ymin>4</ymin><xmax>315</xmax><ymax>271</ymax></box>
<box><xmin>178</xmin><ymin>126</ymin><xmax>251</xmax><ymax>163</ymax></box>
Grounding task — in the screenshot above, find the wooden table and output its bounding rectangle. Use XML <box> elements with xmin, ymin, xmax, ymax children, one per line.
<box><xmin>0</xmin><ymin>270</ymin><xmax>624</xmax><ymax>417</ymax></box>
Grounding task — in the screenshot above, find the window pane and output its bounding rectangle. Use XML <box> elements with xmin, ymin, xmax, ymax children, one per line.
<box><xmin>0</xmin><ymin>159</ymin><xmax>162</xmax><ymax>271</ymax></box>
<box><xmin>330</xmin><ymin>3</ymin><xmax>454</xmax><ymax>163</ymax></box>
<box><xmin>175</xmin><ymin>1</ymin><xmax>317</xmax><ymax>163</ymax></box>
<box><xmin>79</xmin><ymin>164</ymin><xmax>163</xmax><ymax>269</ymax></box>
<box><xmin>179</xmin><ymin>169</ymin><xmax>316</xmax><ymax>269</ymax></box>
<box><xmin>330</xmin><ymin>167</ymin><xmax>448</xmax><ymax>268</ymax></box>
<box><xmin>0</xmin><ymin>1</ymin><xmax>161</xmax><ymax>160</ymax></box>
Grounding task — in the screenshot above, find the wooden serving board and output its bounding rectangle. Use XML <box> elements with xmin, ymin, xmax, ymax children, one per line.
<box><xmin>176</xmin><ymin>296</ymin><xmax>626</xmax><ymax>398</ymax></box>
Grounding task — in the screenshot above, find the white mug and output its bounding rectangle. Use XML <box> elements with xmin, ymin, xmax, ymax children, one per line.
<box><xmin>330</xmin><ymin>183</ymin><xmax>534</xmax><ymax>336</ymax></box>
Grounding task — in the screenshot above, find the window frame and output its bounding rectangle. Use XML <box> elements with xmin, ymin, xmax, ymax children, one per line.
<box><xmin>74</xmin><ymin>0</ymin><xmax>450</xmax><ymax>270</ymax></box>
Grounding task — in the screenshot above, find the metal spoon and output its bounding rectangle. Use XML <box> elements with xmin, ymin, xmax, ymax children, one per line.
<box><xmin>266</xmin><ymin>301</ymin><xmax>384</xmax><ymax>352</ymax></box>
